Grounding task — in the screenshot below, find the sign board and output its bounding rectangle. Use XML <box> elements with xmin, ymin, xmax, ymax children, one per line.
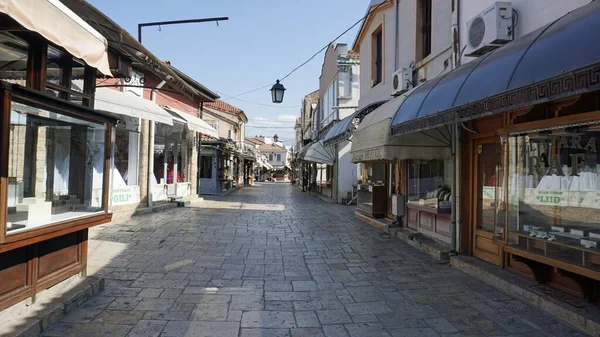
<box><xmin>111</xmin><ymin>185</ymin><xmax>140</xmax><ymax>206</ymax></box>
<box><xmin>524</xmin><ymin>188</ymin><xmax>600</xmax><ymax>209</ymax></box>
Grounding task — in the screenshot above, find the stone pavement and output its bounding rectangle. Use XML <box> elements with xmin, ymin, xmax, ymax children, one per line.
<box><xmin>38</xmin><ymin>183</ymin><xmax>588</xmax><ymax>337</ymax></box>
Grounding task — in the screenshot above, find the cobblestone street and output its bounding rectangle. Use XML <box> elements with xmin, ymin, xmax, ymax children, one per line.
<box><xmin>40</xmin><ymin>183</ymin><xmax>587</xmax><ymax>337</ymax></box>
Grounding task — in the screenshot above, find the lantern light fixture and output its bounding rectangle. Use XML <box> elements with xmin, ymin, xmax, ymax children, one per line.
<box><xmin>270</xmin><ymin>79</ymin><xmax>286</xmax><ymax>103</ymax></box>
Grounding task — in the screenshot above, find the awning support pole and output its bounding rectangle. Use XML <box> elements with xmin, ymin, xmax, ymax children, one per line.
<box><xmin>450</xmin><ymin>122</ymin><xmax>458</xmax><ymax>253</ymax></box>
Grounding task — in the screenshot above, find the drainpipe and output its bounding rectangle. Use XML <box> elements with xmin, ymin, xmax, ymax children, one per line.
<box><xmin>148</xmin><ymin>80</ymin><xmax>166</xmax><ymax>208</ymax></box>
<box><xmin>394</xmin><ymin>0</ymin><xmax>400</xmax><ymax>71</ymax></box>
<box><xmin>450</xmin><ymin>0</ymin><xmax>461</xmax><ymax>253</ymax></box>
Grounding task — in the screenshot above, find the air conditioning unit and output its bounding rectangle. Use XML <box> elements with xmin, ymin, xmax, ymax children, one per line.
<box><xmin>392</xmin><ymin>68</ymin><xmax>411</xmax><ymax>96</ymax></box>
<box><xmin>465</xmin><ymin>2</ymin><xmax>513</xmax><ymax>57</ymax></box>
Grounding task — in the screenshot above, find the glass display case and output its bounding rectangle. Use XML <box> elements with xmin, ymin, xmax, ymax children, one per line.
<box><xmin>506</xmin><ymin>126</ymin><xmax>600</xmax><ymax>273</ymax></box>
<box><xmin>7</xmin><ymin>100</ymin><xmax>106</xmax><ymax>234</ymax></box>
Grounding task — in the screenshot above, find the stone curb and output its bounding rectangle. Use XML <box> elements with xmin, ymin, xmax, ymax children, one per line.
<box><xmin>450</xmin><ymin>255</ymin><xmax>600</xmax><ymax>336</ymax></box>
<box><xmin>354</xmin><ymin>211</ymin><xmax>450</xmax><ymax>261</ymax></box>
<box><xmin>10</xmin><ymin>277</ymin><xmax>105</xmax><ymax>337</ymax></box>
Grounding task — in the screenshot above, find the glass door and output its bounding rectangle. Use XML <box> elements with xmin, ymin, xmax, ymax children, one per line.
<box><xmin>472</xmin><ymin>137</ymin><xmax>504</xmax><ymax>266</ymax></box>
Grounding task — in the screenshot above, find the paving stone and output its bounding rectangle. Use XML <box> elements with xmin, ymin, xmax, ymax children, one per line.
<box><xmin>425</xmin><ymin>317</ymin><xmax>459</xmax><ymax>334</ymax></box>
<box><xmin>231</xmin><ymin>294</ymin><xmax>265</xmax><ymax>311</ymax></box>
<box><xmin>41</xmin><ymin>322</ymin><xmax>133</xmax><ymax>337</ymax></box>
<box><xmin>295</xmin><ymin>311</ymin><xmax>321</xmax><ymax>328</ymax></box>
<box><xmin>266</xmin><ymin>281</ymin><xmax>293</xmax><ymax>291</ymax></box>
<box><xmin>92</xmin><ymin>310</ymin><xmax>144</xmax><ymax>325</ymax></box>
<box><xmin>107</xmin><ymin>297</ymin><xmax>142</xmax><ymax>311</ymax></box>
<box><xmin>322</xmin><ymin>325</ymin><xmax>350</xmax><ymax>337</ymax></box>
<box><xmin>293</xmin><ymin>300</ymin><xmax>324</xmax><ymax>311</ymax></box>
<box><xmin>241</xmin><ymin>311</ymin><xmax>297</xmax><ymax>328</ymax></box>
<box><xmin>316</xmin><ymin>310</ymin><xmax>352</xmax><ymax>325</ymax></box>
<box><xmin>161</xmin><ymin>321</ymin><xmax>240</xmax><ymax>337</ymax></box>
<box><xmin>344</xmin><ymin>301</ymin><xmax>393</xmax><ymax>315</ymax></box>
<box><xmin>389</xmin><ymin>327</ymin><xmax>441</xmax><ymax>337</ymax></box>
<box><xmin>191</xmin><ymin>303</ymin><xmax>229</xmax><ymax>321</ymax></box>
<box><xmin>240</xmin><ymin>328</ymin><xmax>292</xmax><ymax>337</ymax></box>
<box><xmin>293</xmin><ymin>281</ymin><xmax>318</xmax><ymax>291</ymax></box>
<box><xmin>127</xmin><ymin>319</ymin><xmax>168</xmax><ymax>337</ymax></box>
<box><xmin>138</xmin><ymin>288</ymin><xmax>164</xmax><ymax>298</ymax></box>
<box><xmin>291</xmin><ymin>327</ymin><xmax>325</xmax><ymax>337</ymax></box>
<box><xmin>227</xmin><ymin>310</ymin><xmax>243</xmax><ymax>322</ymax></box>
<box><xmin>344</xmin><ymin>323</ymin><xmax>392</xmax><ymax>337</ymax></box>
<box><xmin>134</xmin><ymin>298</ymin><xmax>175</xmax><ymax>311</ymax></box>
<box><xmin>266</xmin><ymin>300</ymin><xmax>295</xmax><ymax>311</ymax></box>
<box><xmin>266</xmin><ymin>291</ymin><xmax>310</xmax><ymax>301</ymax></box>
<box><xmin>177</xmin><ymin>294</ymin><xmax>231</xmax><ymax>304</ymax></box>
<box><xmin>144</xmin><ymin>311</ymin><xmax>191</xmax><ymax>321</ymax></box>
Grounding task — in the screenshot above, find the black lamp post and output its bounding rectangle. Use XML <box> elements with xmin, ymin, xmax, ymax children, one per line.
<box><xmin>270</xmin><ymin>80</ymin><xmax>286</xmax><ymax>103</ymax></box>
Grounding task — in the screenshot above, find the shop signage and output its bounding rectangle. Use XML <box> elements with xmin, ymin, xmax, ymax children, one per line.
<box><xmin>527</xmin><ymin>135</ymin><xmax>595</xmax><ymax>177</ymax></box>
<box><xmin>482</xmin><ymin>186</ymin><xmax>495</xmax><ymax>199</ymax></box>
<box><xmin>111</xmin><ymin>185</ymin><xmax>140</xmax><ymax>206</ymax></box>
<box><xmin>524</xmin><ymin>188</ymin><xmax>600</xmax><ymax>208</ymax></box>
<box><xmin>351</xmin><ymin>147</ymin><xmax>383</xmax><ymax>162</ymax></box>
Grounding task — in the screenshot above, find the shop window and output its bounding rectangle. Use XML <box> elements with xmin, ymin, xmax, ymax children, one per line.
<box><xmin>0</xmin><ymin>32</ymin><xmax>29</xmax><ymax>85</ymax></box>
<box><xmin>269</xmin><ymin>154</ymin><xmax>273</xmax><ymax>161</ymax></box>
<box><xmin>114</xmin><ymin>128</ymin><xmax>139</xmax><ymax>186</ymax></box>
<box><xmin>277</xmin><ymin>154</ymin><xmax>281</xmax><ymax>162</ymax></box>
<box><xmin>367</xmin><ymin>163</ymin><xmax>386</xmax><ymax>184</ymax></box>
<box><xmin>7</xmin><ymin>100</ymin><xmax>106</xmax><ymax>234</ymax></box>
<box><xmin>45</xmin><ymin>45</ymin><xmax>91</xmax><ymax>106</ymax></box>
<box><xmin>200</xmin><ymin>155</ymin><xmax>213</xmax><ymax>179</ymax></box>
<box><xmin>407</xmin><ymin>159</ymin><xmax>452</xmax><ymax>209</ymax></box>
<box><xmin>506</xmin><ymin>126</ymin><xmax>600</xmax><ymax>272</ymax></box>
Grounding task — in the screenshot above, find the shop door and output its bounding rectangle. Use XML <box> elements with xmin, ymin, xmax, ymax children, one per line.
<box><xmin>199</xmin><ymin>155</ymin><xmax>216</xmax><ymax>195</ymax></box>
<box><xmin>472</xmin><ymin>138</ymin><xmax>503</xmax><ymax>266</ymax></box>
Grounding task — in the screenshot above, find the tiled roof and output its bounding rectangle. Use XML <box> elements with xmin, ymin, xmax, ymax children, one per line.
<box><xmin>201</xmin><ymin>134</ymin><xmax>219</xmax><ymax>142</ymax></box>
<box><xmin>246</xmin><ymin>137</ymin><xmax>265</xmax><ymax>145</ymax></box>
<box><xmin>258</xmin><ymin>143</ymin><xmax>286</xmax><ymax>151</ymax></box>
<box><xmin>205</xmin><ymin>100</ymin><xmax>243</xmax><ymax>114</ymax></box>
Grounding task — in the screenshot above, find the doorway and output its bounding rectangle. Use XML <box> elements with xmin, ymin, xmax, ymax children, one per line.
<box><xmin>471</xmin><ymin>137</ymin><xmax>504</xmax><ymax>266</ymax></box>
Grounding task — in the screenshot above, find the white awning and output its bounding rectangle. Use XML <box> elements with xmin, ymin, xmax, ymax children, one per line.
<box><xmin>350</xmin><ymin>88</ymin><xmax>451</xmax><ymax>163</ymax></box>
<box><xmin>162</xmin><ymin>105</ymin><xmax>219</xmax><ymax>138</ymax></box>
<box><xmin>304</xmin><ymin>141</ymin><xmax>335</xmax><ymax>166</ymax></box>
<box><xmin>0</xmin><ymin>0</ymin><xmax>111</xmax><ymax>76</ymax></box>
<box><xmin>94</xmin><ymin>88</ymin><xmax>173</xmax><ymax>125</ymax></box>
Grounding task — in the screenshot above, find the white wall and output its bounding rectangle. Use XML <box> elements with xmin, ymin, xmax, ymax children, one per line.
<box><xmin>459</xmin><ymin>0</ymin><xmax>589</xmax><ymax>65</ymax></box>
<box><xmin>357</xmin><ymin>6</ymin><xmax>396</xmax><ymax>109</ymax></box>
<box><xmin>336</xmin><ymin>140</ymin><xmax>357</xmax><ymax>203</ymax></box>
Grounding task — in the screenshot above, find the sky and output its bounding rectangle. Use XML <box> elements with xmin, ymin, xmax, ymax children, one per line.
<box><xmin>88</xmin><ymin>0</ymin><xmax>368</xmax><ymax>146</ymax></box>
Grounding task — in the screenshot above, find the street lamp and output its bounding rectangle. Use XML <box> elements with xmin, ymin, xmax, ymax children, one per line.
<box><xmin>270</xmin><ymin>80</ymin><xmax>286</xmax><ymax>103</ymax></box>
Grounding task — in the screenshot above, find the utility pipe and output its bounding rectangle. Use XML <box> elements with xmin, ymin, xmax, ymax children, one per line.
<box><xmin>394</xmin><ymin>0</ymin><xmax>400</xmax><ymax>71</ymax></box>
<box><xmin>148</xmin><ymin>80</ymin><xmax>166</xmax><ymax>208</ymax></box>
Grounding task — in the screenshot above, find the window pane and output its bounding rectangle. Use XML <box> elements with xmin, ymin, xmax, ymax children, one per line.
<box><xmin>200</xmin><ymin>156</ymin><xmax>213</xmax><ymax>179</ymax></box>
<box><xmin>0</xmin><ymin>32</ymin><xmax>29</xmax><ymax>84</ymax></box>
<box><xmin>507</xmin><ymin>128</ymin><xmax>600</xmax><ymax>272</ymax></box>
<box><xmin>407</xmin><ymin>159</ymin><xmax>452</xmax><ymax>209</ymax></box>
<box><xmin>7</xmin><ymin>101</ymin><xmax>106</xmax><ymax>234</ymax></box>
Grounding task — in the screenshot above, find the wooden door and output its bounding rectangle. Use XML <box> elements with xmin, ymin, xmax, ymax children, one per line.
<box><xmin>472</xmin><ymin>137</ymin><xmax>503</xmax><ymax>266</ymax></box>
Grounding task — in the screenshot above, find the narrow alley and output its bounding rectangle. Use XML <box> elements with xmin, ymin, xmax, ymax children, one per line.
<box><xmin>36</xmin><ymin>183</ymin><xmax>584</xmax><ymax>337</ymax></box>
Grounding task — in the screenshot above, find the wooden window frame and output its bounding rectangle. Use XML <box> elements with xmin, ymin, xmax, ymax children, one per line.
<box><xmin>0</xmin><ymin>82</ymin><xmax>114</xmax><ymax>246</ymax></box>
<box><xmin>371</xmin><ymin>25</ymin><xmax>383</xmax><ymax>87</ymax></box>
<box><xmin>416</xmin><ymin>0</ymin><xmax>433</xmax><ymax>62</ymax></box>
<box><xmin>44</xmin><ymin>44</ymin><xmax>95</xmax><ymax>108</ymax></box>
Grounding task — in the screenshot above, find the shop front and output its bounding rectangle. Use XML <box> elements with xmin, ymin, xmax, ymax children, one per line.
<box><xmin>351</xmin><ymin>92</ymin><xmax>450</xmax><ymax>222</ymax></box>
<box><xmin>301</xmin><ymin>140</ymin><xmax>335</xmax><ymax>196</ymax></box>
<box><xmin>94</xmin><ymin>87</ymin><xmax>175</xmax><ymax>212</ymax></box>
<box><xmin>0</xmin><ymin>1</ymin><xmax>114</xmax><ymax>310</ymax></box>
<box><xmin>390</xmin><ymin>0</ymin><xmax>600</xmax><ymax>300</ymax></box>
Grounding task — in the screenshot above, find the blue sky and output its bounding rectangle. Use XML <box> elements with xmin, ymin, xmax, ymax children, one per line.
<box><xmin>88</xmin><ymin>0</ymin><xmax>367</xmax><ymax>145</ymax></box>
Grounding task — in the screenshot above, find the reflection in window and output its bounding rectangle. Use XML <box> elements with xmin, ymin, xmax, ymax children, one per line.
<box><xmin>507</xmin><ymin>126</ymin><xmax>600</xmax><ymax>272</ymax></box>
<box><xmin>0</xmin><ymin>32</ymin><xmax>29</xmax><ymax>84</ymax></box>
<box><xmin>200</xmin><ymin>155</ymin><xmax>213</xmax><ymax>179</ymax></box>
<box><xmin>7</xmin><ymin>101</ymin><xmax>106</xmax><ymax>233</ymax></box>
<box><xmin>114</xmin><ymin>128</ymin><xmax>139</xmax><ymax>186</ymax></box>
<box><xmin>407</xmin><ymin>159</ymin><xmax>452</xmax><ymax>209</ymax></box>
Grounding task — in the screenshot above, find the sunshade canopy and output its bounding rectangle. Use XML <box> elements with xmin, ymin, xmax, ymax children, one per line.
<box><xmin>391</xmin><ymin>0</ymin><xmax>600</xmax><ymax>136</ymax></box>
<box><xmin>0</xmin><ymin>0</ymin><xmax>111</xmax><ymax>75</ymax></box>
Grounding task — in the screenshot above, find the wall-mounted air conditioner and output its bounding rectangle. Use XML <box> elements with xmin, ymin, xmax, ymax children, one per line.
<box><xmin>391</xmin><ymin>68</ymin><xmax>412</xmax><ymax>96</ymax></box>
<box><xmin>465</xmin><ymin>2</ymin><xmax>513</xmax><ymax>57</ymax></box>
